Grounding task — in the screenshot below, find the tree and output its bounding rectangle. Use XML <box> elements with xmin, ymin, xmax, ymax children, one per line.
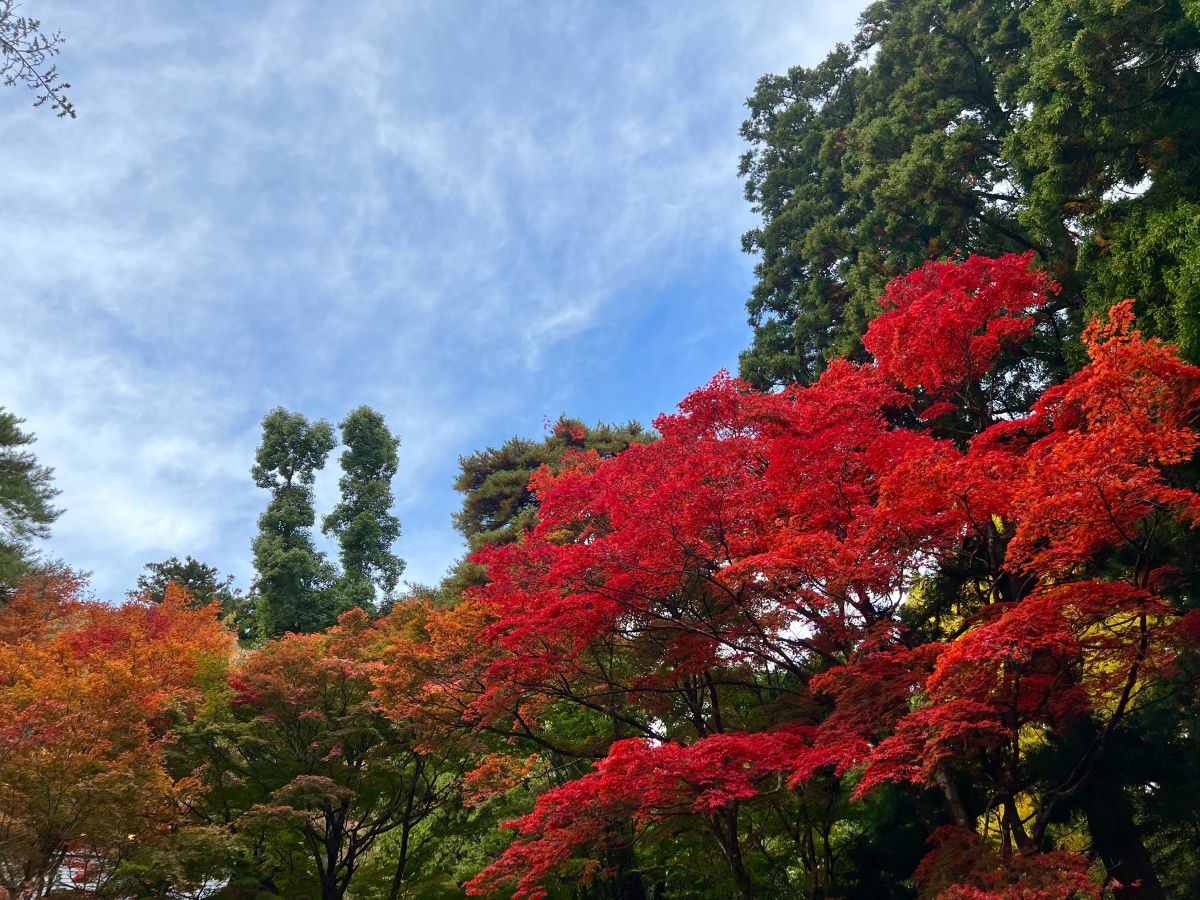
<box><xmin>0</xmin><ymin>575</ymin><xmax>232</xmax><ymax>896</ymax></box>
<box><xmin>323</xmin><ymin>406</ymin><xmax>404</xmax><ymax>612</ymax></box>
<box><xmin>425</xmin><ymin>418</ymin><xmax>659</xmax><ymax>893</ymax></box>
<box><xmin>137</xmin><ymin>554</ymin><xmax>250</xmax><ymax>638</ymax></box>
<box><xmin>248</xmin><ymin>407</ymin><xmax>337</xmax><ymax>639</ymax></box>
<box><xmin>453</xmin><ymin>418</ymin><xmax>650</xmax><ymax>552</ymax></box>
<box><xmin>0</xmin><ymin>408</ymin><xmax>60</xmax><ymax>595</ymax></box>
<box><xmin>738</xmin><ymin>0</ymin><xmax>1200</xmax><ymax>387</ymax></box>
<box><xmin>1014</xmin><ymin>0</ymin><xmax>1200</xmax><ymax>353</ymax></box>
<box><xmin>0</xmin><ymin>0</ymin><xmax>74</xmax><ymax>117</ymax></box>
<box><xmin>463</xmin><ymin>368</ymin><xmax>910</xmax><ymax>899</ymax></box>
<box><xmin>444</xmin><ymin>418</ymin><xmax>650</xmax><ymax>597</ymax></box>
<box><xmin>372</xmin><ymin>594</ymin><xmax>547</xmax><ymax>896</ymax></box>
<box><xmin>174</xmin><ymin>608</ymin><xmax>461</xmax><ymax>900</ymax></box>
<box><xmin>447</xmin><ymin>258</ymin><xmax>1200</xmax><ymax>899</ymax></box>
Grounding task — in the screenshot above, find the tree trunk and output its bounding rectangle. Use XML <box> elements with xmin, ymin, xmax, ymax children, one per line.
<box><xmin>320</xmin><ymin>871</ymin><xmax>345</xmax><ymax>900</ymax></box>
<box><xmin>388</xmin><ymin>819</ymin><xmax>412</xmax><ymax>900</ymax></box>
<box><xmin>578</xmin><ymin>838</ymin><xmax>647</xmax><ymax>900</ymax></box>
<box><xmin>710</xmin><ymin>807</ymin><xmax>754</xmax><ymax>900</ymax></box>
<box><xmin>932</xmin><ymin>764</ymin><xmax>971</xmax><ymax>829</ymax></box>
<box><xmin>1079</xmin><ymin>781</ymin><xmax>1164</xmax><ymax>900</ymax></box>
<box><xmin>727</xmin><ymin>850</ymin><xmax>755</xmax><ymax>900</ymax></box>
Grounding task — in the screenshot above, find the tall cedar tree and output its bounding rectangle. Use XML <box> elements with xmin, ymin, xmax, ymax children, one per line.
<box><xmin>0</xmin><ymin>408</ymin><xmax>60</xmax><ymax>595</ymax></box>
<box><xmin>323</xmin><ymin>406</ymin><xmax>404</xmax><ymax>612</ymax></box>
<box><xmin>739</xmin><ymin>0</ymin><xmax>1200</xmax><ymax>386</ymax></box>
<box><xmin>249</xmin><ymin>408</ymin><xmax>337</xmax><ymax>638</ymax></box>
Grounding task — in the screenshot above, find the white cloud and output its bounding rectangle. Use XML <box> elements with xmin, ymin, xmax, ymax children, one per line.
<box><xmin>3</xmin><ymin>0</ymin><xmax>866</xmax><ymax>599</ymax></box>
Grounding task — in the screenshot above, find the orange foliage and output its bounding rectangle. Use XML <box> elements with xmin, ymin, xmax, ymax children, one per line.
<box><xmin>0</xmin><ymin>575</ymin><xmax>232</xmax><ymax>895</ymax></box>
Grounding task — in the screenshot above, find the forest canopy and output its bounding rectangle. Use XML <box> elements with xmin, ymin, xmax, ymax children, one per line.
<box><xmin>4</xmin><ymin>1</ymin><xmax>1200</xmax><ymax>899</ymax></box>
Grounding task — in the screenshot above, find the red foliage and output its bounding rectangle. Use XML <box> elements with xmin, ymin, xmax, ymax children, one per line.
<box><xmin>465</xmin><ymin>730</ymin><xmax>812</xmax><ymax>900</ymax></box>
<box><xmin>1004</xmin><ymin>299</ymin><xmax>1200</xmax><ymax>575</ymax></box>
<box><xmin>795</xmin><ymin>642</ymin><xmax>946</xmax><ymax>786</ymax></box>
<box><xmin>379</xmin><ymin>257</ymin><xmax>1200</xmax><ymax>898</ymax></box>
<box><xmin>915</xmin><ymin>827</ymin><xmax>1100</xmax><ymax>899</ymax></box>
<box><xmin>863</xmin><ymin>252</ymin><xmax>1057</xmax><ymax>396</ymax></box>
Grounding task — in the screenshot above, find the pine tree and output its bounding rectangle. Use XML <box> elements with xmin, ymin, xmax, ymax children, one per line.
<box><xmin>0</xmin><ymin>408</ymin><xmax>60</xmax><ymax>595</ymax></box>
<box><xmin>137</xmin><ymin>555</ymin><xmax>250</xmax><ymax>638</ymax></box>
<box><xmin>444</xmin><ymin>418</ymin><xmax>650</xmax><ymax>597</ymax></box>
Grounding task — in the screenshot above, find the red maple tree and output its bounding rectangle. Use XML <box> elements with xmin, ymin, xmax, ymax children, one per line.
<box><xmin>375</xmin><ymin>255</ymin><xmax>1200</xmax><ymax>899</ymax></box>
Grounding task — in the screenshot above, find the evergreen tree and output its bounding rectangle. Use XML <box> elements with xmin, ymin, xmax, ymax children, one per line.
<box><xmin>137</xmin><ymin>555</ymin><xmax>237</xmax><ymax>606</ymax></box>
<box><xmin>445</xmin><ymin>418</ymin><xmax>650</xmax><ymax>597</ymax></box>
<box><xmin>1018</xmin><ymin>0</ymin><xmax>1200</xmax><ymax>360</ymax></box>
<box><xmin>247</xmin><ymin>408</ymin><xmax>336</xmax><ymax>639</ymax></box>
<box><xmin>453</xmin><ymin>418</ymin><xmax>650</xmax><ymax>551</ymax></box>
<box><xmin>137</xmin><ymin>555</ymin><xmax>250</xmax><ymax>638</ymax></box>
<box><xmin>0</xmin><ymin>408</ymin><xmax>60</xmax><ymax>595</ymax></box>
<box><xmin>738</xmin><ymin>0</ymin><xmax>1200</xmax><ymax>387</ymax></box>
<box><xmin>323</xmin><ymin>406</ymin><xmax>404</xmax><ymax>612</ymax></box>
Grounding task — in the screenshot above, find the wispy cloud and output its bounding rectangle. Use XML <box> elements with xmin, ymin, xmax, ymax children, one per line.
<box><xmin>3</xmin><ymin>0</ymin><xmax>865</xmax><ymax>597</ymax></box>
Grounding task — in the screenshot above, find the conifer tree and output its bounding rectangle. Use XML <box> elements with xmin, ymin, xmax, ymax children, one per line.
<box><xmin>248</xmin><ymin>408</ymin><xmax>336</xmax><ymax>638</ymax></box>
<box><xmin>738</xmin><ymin>0</ymin><xmax>1200</xmax><ymax>387</ymax></box>
<box><xmin>137</xmin><ymin>555</ymin><xmax>250</xmax><ymax>638</ymax></box>
<box><xmin>0</xmin><ymin>408</ymin><xmax>60</xmax><ymax>595</ymax></box>
<box><xmin>453</xmin><ymin>418</ymin><xmax>649</xmax><ymax>551</ymax></box>
<box><xmin>323</xmin><ymin>406</ymin><xmax>404</xmax><ymax>612</ymax></box>
<box><xmin>444</xmin><ymin>418</ymin><xmax>650</xmax><ymax>597</ymax></box>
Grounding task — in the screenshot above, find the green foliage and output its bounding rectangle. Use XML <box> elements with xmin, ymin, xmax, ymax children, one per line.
<box><xmin>739</xmin><ymin>0</ymin><xmax>1033</xmax><ymax>386</ymax></box>
<box><xmin>442</xmin><ymin>417</ymin><xmax>650</xmax><ymax>598</ymax></box>
<box><xmin>169</xmin><ymin>615</ymin><xmax>461</xmax><ymax>899</ymax></box>
<box><xmin>323</xmin><ymin>406</ymin><xmax>404</xmax><ymax>612</ymax></box>
<box><xmin>248</xmin><ymin>408</ymin><xmax>337</xmax><ymax>639</ymax></box>
<box><xmin>1136</xmin><ymin>697</ymin><xmax>1200</xmax><ymax>897</ymax></box>
<box><xmin>349</xmin><ymin>788</ymin><xmax>538</xmax><ymax>900</ymax></box>
<box><xmin>0</xmin><ymin>408</ymin><xmax>60</xmax><ymax>595</ymax></box>
<box><xmin>1013</xmin><ymin>0</ymin><xmax>1200</xmax><ymax>248</ymax></box>
<box><xmin>137</xmin><ymin>554</ymin><xmax>251</xmax><ymax>638</ymax></box>
<box><xmin>833</xmin><ymin>786</ymin><xmax>926</xmax><ymax>900</ymax></box>
<box><xmin>453</xmin><ymin>418</ymin><xmax>649</xmax><ymax>548</ymax></box>
<box><xmin>1084</xmin><ymin>200</ymin><xmax>1200</xmax><ymax>360</ymax></box>
<box><xmin>107</xmin><ymin>825</ymin><xmax>243</xmax><ymax>900</ymax></box>
<box><xmin>453</xmin><ymin>418</ymin><xmax>649</xmax><ymax>550</ymax></box>
<box><xmin>1015</xmin><ymin>0</ymin><xmax>1200</xmax><ymax>366</ymax></box>
<box><xmin>739</xmin><ymin>0</ymin><xmax>1200</xmax><ymax>387</ymax></box>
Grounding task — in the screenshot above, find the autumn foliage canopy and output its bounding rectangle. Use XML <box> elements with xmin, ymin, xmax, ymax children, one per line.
<box><xmin>441</xmin><ymin>254</ymin><xmax>1200</xmax><ymax>899</ymax></box>
<box><xmin>5</xmin><ymin>254</ymin><xmax>1200</xmax><ymax>899</ymax></box>
<box><xmin>0</xmin><ymin>579</ymin><xmax>231</xmax><ymax>896</ymax></box>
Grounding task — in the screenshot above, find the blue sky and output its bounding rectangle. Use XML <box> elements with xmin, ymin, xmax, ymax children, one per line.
<box><xmin>3</xmin><ymin>0</ymin><xmax>864</xmax><ymax>600</ymax></box>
